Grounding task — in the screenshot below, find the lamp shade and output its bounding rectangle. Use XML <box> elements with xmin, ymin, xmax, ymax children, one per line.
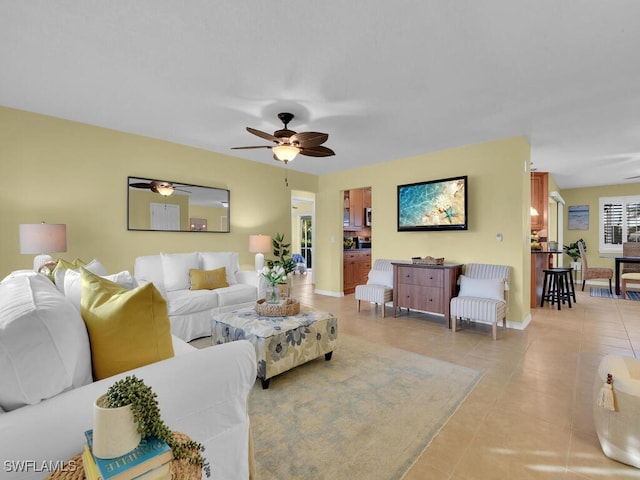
<box><xmin>249</xmin><ymin>234</ymin><xmax>272</xmax><ymax>272</ymax></box>
<box><xmin>19</xmin><ymin>223</ymin><xmax>67</xmax><ymax>271</ymax></box>
<box><xmin>249</xmin><ymin>234</ymin><xmax>272</xmax><ymax>254</ymax></box>
<box><xmin>19</xmin><ymin>223</ymin><xmax>67</xmax><ymax>254</ymax></box>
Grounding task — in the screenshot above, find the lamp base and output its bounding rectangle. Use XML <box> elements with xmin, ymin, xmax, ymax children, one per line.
<box><xmin>33</xmin><ymin>254</ymin><xmax>53</xmax><ymax>272</ymax></box>
<box><xmin>254</xmin><ymin>253</ymin><xmax>265</xmax><ymax>272</ymax></box>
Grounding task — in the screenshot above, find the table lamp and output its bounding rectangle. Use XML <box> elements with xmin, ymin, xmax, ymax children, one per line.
<box><xmin>19</xmin><ymin>223</ymin><xmax>67</xmax><ymax>272</ymax></box>
<box><xmin>249</xmin><ymin>234</ymin><xmax>272</xmax><ymax>271</ymax></box>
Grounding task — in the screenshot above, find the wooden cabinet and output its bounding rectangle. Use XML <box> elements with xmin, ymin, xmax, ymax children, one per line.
<box><xmin>531</xmin><ymin>172</ymin><xmax>548</xmax><ymax>232</ymax></box>
<box><xmin>343</xmin><ymin>249</ymin><xmax>371</xmax><ymax>294</ymax></box>
<box><xmin>343</xmin><ymin>187</ymin><xmax>371</xmax><ymax>231</ymax></box>
<box><xmin>392</xmin><ymin>263</ymin><xmax>462</xmax><ymax>326</ymax></box>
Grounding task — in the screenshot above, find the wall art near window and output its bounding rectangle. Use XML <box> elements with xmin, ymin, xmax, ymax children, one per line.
<box><xmin>568</xmin><ymin>205</ymin><xmax>589</xmax><ymax>230</ymax></box>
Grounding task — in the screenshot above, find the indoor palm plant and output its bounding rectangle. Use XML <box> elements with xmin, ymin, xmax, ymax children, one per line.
<box><xmin>265</xmin><ymin>233</ymin><xmax>296</xmax><ymax>299</ymax></box>
<box><xmin>94</xmin><ymin>375</ymin><xmax>207</xmax><ymax>472</ymax></box>
<box><xmin>563</xmin><ymin>239</ymin><xmax>586</xmax><ymax>262</ymax></box>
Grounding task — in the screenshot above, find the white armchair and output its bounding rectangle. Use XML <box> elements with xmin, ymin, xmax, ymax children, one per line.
<box><xmin>355</xmin><ymin>259</ymin><xmax>394</xmax><ymax>318</ymax></box>
<box><xmin>450</xmin><ymin>263</ymin><xmax>510</xmax><ymax>340</ymax></box>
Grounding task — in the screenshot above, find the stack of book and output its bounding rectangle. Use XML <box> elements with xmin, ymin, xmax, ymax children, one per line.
<box><xmin>82</xmin><ymin>429</ymin><xmax>174</xmax><ymax>480</ymax></box>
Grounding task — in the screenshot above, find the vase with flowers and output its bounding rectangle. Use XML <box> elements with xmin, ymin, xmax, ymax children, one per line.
<box><xmin>259</xmin><ymin>265</ymin><xmax>288</xmax><ymax>304</ymax></box>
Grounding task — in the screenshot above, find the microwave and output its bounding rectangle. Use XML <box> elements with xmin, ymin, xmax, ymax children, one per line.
<box><xmin>365</xmin><ymin>208</ymin><xmax>372</xmax><ymax>226</ymax></box>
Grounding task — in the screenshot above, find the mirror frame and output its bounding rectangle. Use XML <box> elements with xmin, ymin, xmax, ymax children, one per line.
<box><xmin>127</xmin><ymin>176</ymin><xmax>230</xmax><ymax>233</ymax></box>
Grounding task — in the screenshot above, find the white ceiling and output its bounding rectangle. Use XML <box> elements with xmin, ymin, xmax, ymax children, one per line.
<box><xmin>2</xmin><ymin>1</ymin><xmax>640</xmax><ymax>189</ymax></box>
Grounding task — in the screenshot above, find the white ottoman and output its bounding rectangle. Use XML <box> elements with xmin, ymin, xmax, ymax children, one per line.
<box><xmin>593</xmin><ymin>354</ymin><xmax>640</xmax><ymax>468</ymax></box>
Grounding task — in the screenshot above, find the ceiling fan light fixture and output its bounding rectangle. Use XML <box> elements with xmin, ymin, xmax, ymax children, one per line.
<box><xmin>156</xmin><ymin>185</ymin><xmax>174</xmax><ymax>196</ymax></box>
<box><xmin>272</xmin><ymin>144</ymin><xmax>300</xmax><ymax>163</ymax></box>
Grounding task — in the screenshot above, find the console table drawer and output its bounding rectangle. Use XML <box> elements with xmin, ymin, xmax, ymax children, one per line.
<box><xmin>397</xmin><ymin>285</ymin><xmax>443</xmax><ymax>312</ymax></box>
<box><xmin>397</xmin><ymin>266</ymin><xmax>443</xmax><ymax>287</ymax></box>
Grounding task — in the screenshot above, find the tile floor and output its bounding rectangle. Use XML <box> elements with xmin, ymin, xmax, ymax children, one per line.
<box><xmin>285</xmin><ymin>274</ymin><xmax>640</xmax><ymax>479</ymax></box>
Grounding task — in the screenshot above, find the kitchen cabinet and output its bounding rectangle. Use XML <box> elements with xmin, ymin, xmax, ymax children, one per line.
<box><xmin>392</xmin><ymin>263</ymin><xmax>462</xmax><ymax>326</ymax></box>
<box><xmin>531</xmin><ymin>172</ymin><xmax>548</xmax><ymax>232</ymax></box>
<box><xmin>344</xmin><ymin>189</ymin><xmax>363</xmax><ymax>231</ymax></box>
<box><xmin>343</xmin><ymin>249</ymin><xmax>371</xmax><ymax>294</ymax></box>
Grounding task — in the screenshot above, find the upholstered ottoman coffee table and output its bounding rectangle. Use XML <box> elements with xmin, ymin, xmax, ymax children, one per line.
<box><xmin>212</xmin><ymin>306</ymin><xmax>338</xmax><ymax>389</ymax></box>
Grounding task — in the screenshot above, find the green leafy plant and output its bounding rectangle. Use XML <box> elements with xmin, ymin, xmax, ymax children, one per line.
<box><xmin>563</xmin><ymin>239</ymin><xmax>586</xmax><ymax>262</ymax></box>
<box><xmin>266</xmin><ymin>232</ymin><xmax>296</xmax><ymax>275</ymax></box>
<box><xmin>102</xmin><ymin>375</ymin><xmax>209</xmax><ymax>474</ymax></box>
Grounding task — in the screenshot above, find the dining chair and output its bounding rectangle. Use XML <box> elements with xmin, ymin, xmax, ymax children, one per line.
<box><xmin>578</xmin><ymin>240</ymin><xmax>613</xmax><ymax>293</ymax></box>
<box><xmin>622</xmin><ymin>242</ymin><xmax>640</xmax><ymax>274</ymax></box>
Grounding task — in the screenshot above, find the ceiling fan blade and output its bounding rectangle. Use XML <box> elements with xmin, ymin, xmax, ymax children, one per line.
<box><xmin>625</xmin><ymin>175</ymin><xmax>640</xmax><ymax>180</ymax></box>
<box><xmin>130</xmin><ymin>182</ymin><xmax>152</xmax><ymax>188</ymax></box>
<box><xmin>300</xmin><ymin>145</ymin><xmax>335</xmax><ymax>157</ymax></box>
<box><xmin>246</xmin><ymin>127</ymin><xmax>278</xmax><ymax>143</ymax></box>
<box><xmin>231</xmin><ymin>145</ymin><xmax>273</xmax><ymax>150</ymax></box>
<box><xmin>290</xmin><ymin>132</ymin><xmax>328</xmax><ymax>148</ymax></box>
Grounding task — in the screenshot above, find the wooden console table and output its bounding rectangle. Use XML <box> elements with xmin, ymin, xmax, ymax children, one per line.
<box><xmin>392</xmin><ymin>262</ymin><xmax>462</xmax><ymax>327</ymax></box>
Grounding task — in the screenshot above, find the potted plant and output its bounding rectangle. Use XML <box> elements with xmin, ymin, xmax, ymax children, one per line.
<box><xmin>94</xmin><ymin>375</ymin><xmax>207</xmax><ymax>471</ymax></box>
<box><xmin>266</xmin><ymin>233</ymin><xmax>296</xmax><ymax>297</ymax></box>
<box><xmin>564</xmin><ymin>239</ymin><xmax>585</xmax><ymax>272</ymax></box>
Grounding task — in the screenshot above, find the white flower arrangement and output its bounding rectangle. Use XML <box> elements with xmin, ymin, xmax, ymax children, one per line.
<box><xmin>258</xmin><ymin>265</ymin><xmax>288</xmax><ymax>286</ymax></box>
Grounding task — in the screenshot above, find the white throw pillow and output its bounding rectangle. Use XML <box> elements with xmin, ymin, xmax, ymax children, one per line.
<box><xmin>0</xmin><ymin>275</ymin><xmax>93</xmax><ymax>411</ymax></box>
<box><xmin>63</xmin><ymin>268</ymin><xmax>136</xmax><ymax>310</ymax></box>
<box><xmin>54</xmin><ymin>258</ymin><xmax>108</xmax><ymax>294</ymax></box>
<box><xmin>199</xmin><ymin>252</ymin><xmax>239</xmax><ymax>285</ymax></box>
<box><xmin>458</xmin><ymin>275</ymin><xmax>504</xmax><ymax>301</ymax></box>
<box><xmin>366</xmin><ymin>269</ymin><xmax>393</xmax><ymax>288</ymax></box>
<box><xmin>161</xmin><ymin>252</ymin><xmax>200</xmax><ymax>291</ymax></box>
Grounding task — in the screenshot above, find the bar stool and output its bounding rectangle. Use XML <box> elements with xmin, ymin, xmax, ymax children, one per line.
<box><xmin>541</xmin><ymin>267</ymin><xmax>574</xmax><ymax>310</ymax></box>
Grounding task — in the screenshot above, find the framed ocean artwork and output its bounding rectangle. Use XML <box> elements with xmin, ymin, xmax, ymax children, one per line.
<box><xmin>397</xmin><ymin>175</ymin><xmax>468</xmax><ymax>232</ymax></box>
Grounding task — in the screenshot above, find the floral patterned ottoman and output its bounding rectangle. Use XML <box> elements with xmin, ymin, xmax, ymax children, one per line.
<box><xmin>212</xmin><ymin>306</ymin><xmax>338</xmax><ymax>389</ymax></box>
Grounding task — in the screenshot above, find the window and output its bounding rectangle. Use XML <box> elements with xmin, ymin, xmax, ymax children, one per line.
<box><xmin>599</xmin><ymin>195</ymin><xmax>640</xmax><ymax>253</ymax></box>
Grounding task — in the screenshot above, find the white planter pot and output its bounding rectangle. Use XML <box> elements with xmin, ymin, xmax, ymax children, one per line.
<box><xmin>93</xmin><ymin>394</ymin><xmax>141</xmax><ymax>459</ymax></box>
<box><xmin>571</xmin><ymin>261</ymin><xmax>582</xmax><ymax>272</ymax></box>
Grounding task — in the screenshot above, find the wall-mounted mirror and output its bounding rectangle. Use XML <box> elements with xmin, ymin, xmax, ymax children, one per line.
<box><xmin>127</xmin><ymin>176</ymin><xmax>230</xmax><ymax>232</ymax></box>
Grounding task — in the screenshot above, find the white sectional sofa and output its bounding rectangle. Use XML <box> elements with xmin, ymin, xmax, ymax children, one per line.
<box><xmin>134</xmin><ymin>252</ymin><xmax>264</xmax><ymax>342</ymax></box>
<box><xmin>0</xmin><ymin>273</ymin><xmax>256</xmax><ymax>480</ymax></box>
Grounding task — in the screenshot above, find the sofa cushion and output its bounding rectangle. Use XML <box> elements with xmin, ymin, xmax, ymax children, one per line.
<box><xmin>165</xmin><ymin>289</ymin><xmax>219</xmax><ymax>316</ymax></box>
<box><xmin>133</xmin><ymin>254</ymin><xmax>166</xmax><ymax>292</ymax></box>
<box><xmin>64</xmin><ymin>269</ymin><xmax>136</xmax><ymax>310</ymax></box>
<box><xmin>53</xmin><ymin>258</ymin><xmax>107</xmax><ymax>294</ymax></box>
<box><xmin>199</xmin><ymin>252</ymin><xmax>239</xmax><ymax>285</ymax></box>
<box><xmin>0</xmin><ymin>275</ymin><xmax>93</xmax><ymax>411</ymax></box>
<box><xmin>190</xmin><ymin>267</ymin><xmax>229</xmax><ymax>290</ymax></box>
<box><xmin>216</xmin><ymin>284</ymin><xmax>258</xmax><ymax>307</ymax></box>
<box><xmin>80</xmin><ymin>269</ymin><xmax>174</xmax><ymax>380</ymax></box>
<box><xmin>161</xmin><ymin>252</ymin><xmax>200</xmax><ymax>292</ymax></box>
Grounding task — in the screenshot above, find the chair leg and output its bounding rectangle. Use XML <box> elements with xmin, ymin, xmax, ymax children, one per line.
<box><xmin>609</xmin><ymin>278</ymin><xmax>613</xmax><ymax>295</ymax></box>
<box><xmin>492</xmin><ymin>322</ymin><xmax>497</xmax><ymax>340</ymax></box>
<box><xmin>622</xmin><ymin>278</ymin><xmax>627</xmax><ymax>299</ymax></box>
<box><xmin>382</xmin><ymin>303</ymin><xmax>386</xmax><ymax>318</ymax></box>
<box><xmin>357</xmin><ymin>300</ymin><xmax>361</xmax><ymax>312</ymax></box>
<box><xmin>582</xmin><ymin>279</ymin><xmax>586</xmax><ymax>291</ymax></box>
<box><xmin>452</xmin><ymin>316</ymin><xmax>457</xmax><ymax>333</ymax></box>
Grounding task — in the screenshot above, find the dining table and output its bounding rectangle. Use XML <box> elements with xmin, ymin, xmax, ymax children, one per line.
<box><xmin>614</xmin><ymin>256</ymin><xmax>640</xmax><ymax>295</ymax></box>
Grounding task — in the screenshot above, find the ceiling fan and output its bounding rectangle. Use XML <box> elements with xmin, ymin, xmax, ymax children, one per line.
<box><xmin>231</xmin><ymin>112</ymin><xmax>335</xmax><ymax>164</ymax></box>
<box><xmin>129</xmin><ymin>180</ymin><xmax>190</xmax><ymax>197</ymax></box>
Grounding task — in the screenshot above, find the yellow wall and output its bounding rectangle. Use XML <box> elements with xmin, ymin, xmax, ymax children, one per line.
<box><xmin>0</xmin><ymin>106</ymin><xmax>318</xmax><ymax>274</ymax></box>
<box><xmin>1</xmin><ymin>106</ymin><xmax>534</xmax><ymax>323</ymax></box>
<box><xmin>561</xmin><ymin>183</ymin><xmax>640</xmax><ymax>269</ymax></box>
<box><xmin>315</xmin><ymin>136</ymin><xmax>532</xmax><ymax>324</ymax></box>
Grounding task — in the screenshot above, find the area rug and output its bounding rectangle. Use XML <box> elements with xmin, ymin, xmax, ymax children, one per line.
<box><xmin>590</xmin><ymin>287</ymin><xmax>640</xmax><ymax>301</ymax></box>
<box><xmin>247</xmin><ymin>333</ymin><xmax>482</xmax><ymax>480</ymax></box>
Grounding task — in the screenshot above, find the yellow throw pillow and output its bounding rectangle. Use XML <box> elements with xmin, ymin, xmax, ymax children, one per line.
<box><xmin>190</xmin><ymin>267</ymin><xmax>229</xmax><ymax>290</ymax></box>
<box><xmin>52</xmin><ymin>258</ymin><xmax>86</xmax><ymax>285</ymax></box>
<box><xmin>80</xmin><ymin>268</ymin><xmax>174</xmax><ymax>381</ymax></box>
